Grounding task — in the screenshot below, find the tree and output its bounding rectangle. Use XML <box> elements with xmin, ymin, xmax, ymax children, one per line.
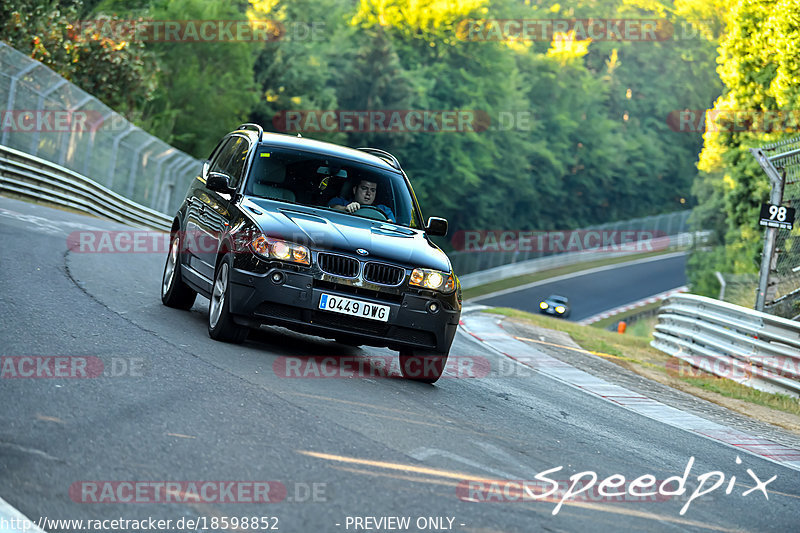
<box><xmin>0</xmin><ymin>0</ymin><xmax>157</xmax><ymax>115</ymax></box>
<box><xmin>690</xmin><ymin>0</ymin><xmax>800</xmax><ymax>296</ymax></box>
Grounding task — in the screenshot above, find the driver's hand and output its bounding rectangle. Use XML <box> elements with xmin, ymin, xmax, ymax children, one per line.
<box><xmin>345</xmin><ymin>202</ymin><xmax>360</xmax><ymax>213</ymax></box>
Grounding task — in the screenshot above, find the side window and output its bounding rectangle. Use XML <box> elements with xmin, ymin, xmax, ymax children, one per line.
<box><xmin>208</xmin><ymin>136</ymin><xmax>250</xmax><ymax>189</ymax></box>
<box><xmin>225</xmin><ymin>137</ymin><xmax>250</xmax><ymax>188</ymax></box>
<box><xmin>209</xmin><ymin>138</ymin><xmax>238</xmax><ymax>175</ymax></box>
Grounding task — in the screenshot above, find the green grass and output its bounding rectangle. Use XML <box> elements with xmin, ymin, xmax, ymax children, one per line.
<box><xmin>682</xmin><ymin>376</ymin><xmax>800</xmax><ymax>413</ymax></box>
<box><xmin>462</xmin><ymin>249</ymin><xmax>677</xmax><ymax>301</ymax></box>
<box><xmin>487</xmin><ymin>306</ymin><xmax>800</xmax><ymax>418</ymax></box>
<box><xmin>590</xmin><ymin>300</ymin><xmax>664</xmax><ymax>332</ymax></box>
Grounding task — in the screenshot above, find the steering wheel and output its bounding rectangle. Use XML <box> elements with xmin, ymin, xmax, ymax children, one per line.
<box><xmin>354</xmin><ymin>205</ymin><xmax>388</xmax><ymax>221</ymax></box>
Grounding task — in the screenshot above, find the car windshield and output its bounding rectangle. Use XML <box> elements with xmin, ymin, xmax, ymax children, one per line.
<box><xmin>244</xmin><ymin>146</ymin><xmax>421</xmax><ymax>229</ymax></box>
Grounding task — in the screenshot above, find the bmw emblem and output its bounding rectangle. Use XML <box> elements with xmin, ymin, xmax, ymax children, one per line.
<box><xmin>356</xmin><ymin>248</ymin><xmax>369</xmax><ymax>256</ymax></box>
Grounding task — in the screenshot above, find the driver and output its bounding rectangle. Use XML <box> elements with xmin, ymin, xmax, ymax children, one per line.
<box><xmin>328</xmin><ymin>179</ymin><xmax>395</xmax><ymax>222</ymax></box>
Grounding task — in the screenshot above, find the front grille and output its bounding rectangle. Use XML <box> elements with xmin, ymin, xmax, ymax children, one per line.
<box><xmin>364</xmin><ymin>262</ymin><xmax>405</xmax><ymax>285</ymax></box>
<box><xmin>317</xmin><ymin>253</ymin><xmax>359</xmax><ymax>277</ymax></box>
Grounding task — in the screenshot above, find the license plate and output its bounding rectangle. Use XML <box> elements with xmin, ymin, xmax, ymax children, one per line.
<box><xmin>318</xmin><ymin>294</ymin><xmax>390</xmax><ymax>322</ymax></box>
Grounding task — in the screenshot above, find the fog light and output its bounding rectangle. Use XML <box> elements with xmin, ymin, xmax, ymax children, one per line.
<box><xmin>427</xmin><ymin>301</ymin><xmax>439</xmax><ymax>313</ymax></box>
<box><xmin>271</xmin><ymin>271</ymin><xmax>284</xmax><ymax>284</ymax></box>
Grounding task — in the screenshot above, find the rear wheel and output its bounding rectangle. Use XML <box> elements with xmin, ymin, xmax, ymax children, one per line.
<box><xmin>398</xmin><ymin>350</ymin><xmax>449</xmax><ymax>383</ymax></box>
<box><xmin>161</xmin><ymin>232</ymin><xmax>197</xmax><ymax>310</ymax></box>
<box><xmin>208</xmin><ymin>254</ymin><xmax>248</xmax><ymax>343</ymax></box>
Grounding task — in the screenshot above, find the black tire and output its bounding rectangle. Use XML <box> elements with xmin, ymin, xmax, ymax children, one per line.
<box><xmin>161</xmin><ymin>232</ymin><xmax>197</xmax><ymax>310</ymax></box>
<box><xmin>208</xmin><ymin>254</ymin><xmax>248</xmax><ymax>343</ymax></box>
<box><xmin>398</xmin><ymin>349</ymin><xmax>449</xmax><ymax>383</ymax></box>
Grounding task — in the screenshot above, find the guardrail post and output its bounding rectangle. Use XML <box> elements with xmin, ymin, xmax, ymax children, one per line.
<box><xmin>170</xmin><ymin>158</ymin><xmax>197</xmax><ymax>210</ymax></box>
<box><xmin>153</xmin><ymin>151</ymin><xmax>179</xmax><ymax>211</ymax></box>
<box><xmin>56</xmin><ymin>94</ymin><xmax>92</xmax><ymax>167</ymax></box>
<box><xmin>126</xmin><ymin>138</ymin><xmax>157</xmax><ymax>199</ymax></box>
<box><xmin>1</xmin><ymin>62</ymin><xmax>39</xmax><ymax>147</ymax></box>
<box><xmin>163</xmin><ymin>157</ymin><xmax>187</xmax><ymax>207</ymax></box>
<box><xmin>751</xmin><ymin>148</ymin><xmax>786</xmax><ymax>311</ymax></box>
<box><xmin>80</xmin><ymin>109</ymin><xmax>113</xmax><ymax>175</ymax></box>
<box><xmin>107</xmin><ymin>123</ymin><xmax>135</xmax><ymax>187</ymax></box>
<box><xmin>29</xmin><ymin>79</ymin><xmax>67</xmax><ymax>156</ymax></box>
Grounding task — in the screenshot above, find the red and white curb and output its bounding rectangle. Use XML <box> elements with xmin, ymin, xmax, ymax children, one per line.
<box><xmin>460</xmin><ymin>312</ymin><xmax>800</xmax><ymax>471</ymax></box>
<box><xmin>577</xmin><ymin>286</ymin><xmax>688</xmax><ymax>325</ymax></box>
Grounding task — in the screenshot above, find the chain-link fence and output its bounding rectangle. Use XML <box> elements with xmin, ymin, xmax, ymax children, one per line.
<box><xmin>759</xmin><ymin>136</ymin><xmax>800</xmax><ymax>318</ymax></box>
<box><xmin>0</xmin><ymin>42</ymin><xmax>200</xmax><ymax>216</ymax></box>
<box><xmin>449</xmin><ymin>210</ymin><xmax>691</xmax><ymax>276</ymax></box>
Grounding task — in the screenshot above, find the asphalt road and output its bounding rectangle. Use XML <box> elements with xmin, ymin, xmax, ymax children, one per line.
<box><xmin>1</xmin><ymin>196</ymin><xmax>798</xmax><ymax>533</ymax></box>
<box><xmin>472</xmin><ymin>254</ymin><xmax>688</xmax><ymax>321</ymax></box>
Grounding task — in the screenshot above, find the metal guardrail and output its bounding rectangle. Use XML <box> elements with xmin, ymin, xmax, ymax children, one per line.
<box><xmin>0</xmin><ymin>42</ymin><xmax>200</xmax><ymax>216</ymax></box>
<box><xmin>460</xmin><ymin>233</ymin><xmax>699</xmax><ymax>289</ymax></box>
<box><xmin>450</xmin><ymin>210</ymin><xmax>692</xmax><ymax>276</ymax></box>
<box><xmin>652</xmin><ymin>293</ymin><xmax>800</xmax><ymax>398</ymax></box>
<box><xmin>0</xmin><ymin>144</ymin><xmax>171</xmax><ymax>231</ymax></box>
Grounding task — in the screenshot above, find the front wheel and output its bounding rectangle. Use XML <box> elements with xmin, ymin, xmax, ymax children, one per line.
<box><xmin>398</xmin><ymin>350</ymin><xmax>449</xmax><ymax>383</ymax></box>
<box><xmin>208</xmin><ymin>254</ymin><xmax>248</xmax><ymax>343</ymax></box>
<box><xmin>161</xmin><ymin>232</ymin><xmax>197</xmax><ymax>310</ymax></box>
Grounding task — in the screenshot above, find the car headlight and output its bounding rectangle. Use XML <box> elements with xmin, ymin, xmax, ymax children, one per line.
<box><xmin>555</xmin><ymin>305</ymin><xmax>566</xmax><ymax>314</ymax></box>
<box><xmin>410</xmin><ymin>268</ymin><xmax>455</xmax><ymax>293</ymax></box>
<box><xmin>250</xmin><ymin>235</ymin><xmax>310</xmax><ymax>265</ymax></box>
<box><xmin>539</xmin><ymin>301</ymin><xmax>548</xmax><ymax>310</ymax></box>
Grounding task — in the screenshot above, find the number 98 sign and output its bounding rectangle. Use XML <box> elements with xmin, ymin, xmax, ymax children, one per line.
<box><xmin>759</xmin><ymin>203</ymin><xmax>795</xmax><ymax>230</ymax></box>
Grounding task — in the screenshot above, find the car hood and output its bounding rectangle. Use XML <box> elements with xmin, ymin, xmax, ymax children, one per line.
<box><xmin>242</xmin><ymin>198</ymin><xmax>451</xmax><ymax>271</ymax></box>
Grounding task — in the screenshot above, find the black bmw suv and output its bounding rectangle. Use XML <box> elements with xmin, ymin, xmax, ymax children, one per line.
<box><xmin>161</xmin><ymin>124</ymin><xmax>461</xmax><ymax>382</ymax></box>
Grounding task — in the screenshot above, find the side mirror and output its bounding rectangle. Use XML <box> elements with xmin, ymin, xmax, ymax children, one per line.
<box><xmin>425</xmin><ymin>217</ymin><xmax>448</xmax><ymax>237</ymax></box>
<box><xmin>206</xmin><ymin>172</ymin><xmax>236</xmax><ymax>195</ymax></box>
<box><xmin>201</xmin><ymin>160</ymin><xmax>210</xmax><ymax>179</ymax></box>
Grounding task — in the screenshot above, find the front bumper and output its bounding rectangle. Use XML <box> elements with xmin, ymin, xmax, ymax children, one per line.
<box><xmin>228</xmin><ymin>266</ymin><xmax>460</xmax><ymax>352</ymax></box>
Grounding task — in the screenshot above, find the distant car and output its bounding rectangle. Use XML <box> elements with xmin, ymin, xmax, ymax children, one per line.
<box><xmin>161</xmin><ymin>123</ymin><xmax>461</xmax><ymax>382</ymax></box>
<box><xmin>539</xmin><ymin>295</ymin><xmax>570</xmax><ymax>318</ymax></box>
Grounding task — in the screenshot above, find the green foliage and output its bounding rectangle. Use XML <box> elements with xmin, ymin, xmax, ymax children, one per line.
<box><xmin>690</xmin><ymin>0</ymin><xmax>800</xmax><ymax>295</ymax></box>
<box><xmin>4</xmin><ymin>0</ymin><xmax>730</xmax><ymax>242</ymax></box>
<box><xmin>98</xmin><ymin>0</ymin><xmax>260</xmax><ymax>157</ymax></box>
<box><xmin>0</xmin><ymin>0</ymin><xmax>157</xmax><ymax>115</ymax></box>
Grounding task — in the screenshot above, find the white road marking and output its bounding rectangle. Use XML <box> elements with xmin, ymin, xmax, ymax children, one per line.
<box><xmin>460</xmin><ymin>313</ymin><xmax>800</xmax><ymax>472</ymax></box>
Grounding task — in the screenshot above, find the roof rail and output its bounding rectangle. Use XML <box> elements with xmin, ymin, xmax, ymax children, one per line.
<box><xmin>238</xmin><ymin>123</ymin><xmax>263</xmax><ymax>142</ymax></box>
<box><xmin>356</xmin><ymin>147</ymin><xmax>402</xmax><ymax>171</ymax></box>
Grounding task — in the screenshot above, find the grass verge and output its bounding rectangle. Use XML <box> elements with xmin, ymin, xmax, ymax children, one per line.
<box><xmin>462</xmin><ymin>249</ymin><xmax>678</xmax><ymax>301</ymax></box>
<box><xmin>488</xmin><ymin>307</ymin><xmax>800</xmax><ymax>423</ymax></box>
<box><xmin>590</xmin><ymin>300</ymin><xmax>664</xmax><ymax>331</ymax></box>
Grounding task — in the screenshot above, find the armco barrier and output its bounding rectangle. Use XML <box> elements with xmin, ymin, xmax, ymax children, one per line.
<box><xmin>459</xmin><ymin>234</ymin><xmax>697</xmax><ymax>290</ymax></box>
<box><xmin>0</xmin><ymin>144</ymin><xmax>171</xmax><ymax>231</ymax></box>
<box><xmin>651</xmin><ymin>293</ymin><xmax>800</xmax><ymax>398</ymax></box>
